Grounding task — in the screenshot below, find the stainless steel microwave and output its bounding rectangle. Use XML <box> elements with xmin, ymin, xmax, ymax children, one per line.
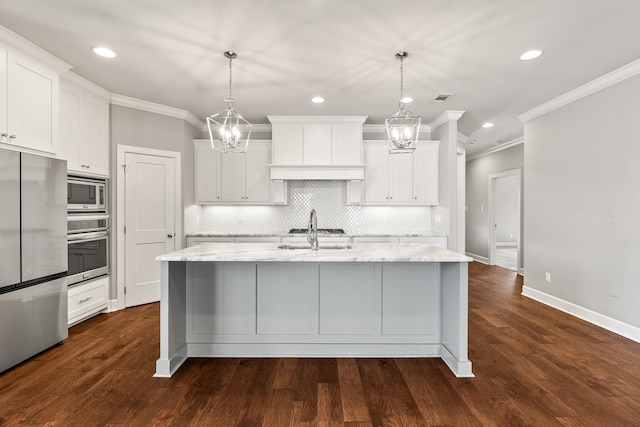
<box><xmin>67</xmin><ymin>176</ymin><xmax>106</xmax><ymax>212</ymax></box>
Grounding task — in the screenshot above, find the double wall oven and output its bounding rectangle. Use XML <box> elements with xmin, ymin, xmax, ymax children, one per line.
<box><xmin>67</xmin><ymin>176</ymin><xmax>109</xmax><ymax>286</ymax></box>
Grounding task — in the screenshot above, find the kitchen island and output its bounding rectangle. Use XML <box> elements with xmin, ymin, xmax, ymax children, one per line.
<box><xmin>155</xmin><ymin>242</ymin><xmax>473</xmax><ymax>378</ymax></box>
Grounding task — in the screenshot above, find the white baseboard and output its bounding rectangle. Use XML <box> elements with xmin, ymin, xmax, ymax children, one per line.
<box><xmin>107</xmin><ymin>299</ymin><xmax>122</xmax><ymax>313</ymax></box>
<box><xmin>522</xmin><ymin>286</ymin><xmax>640</xmax><ymax>344</ymax></box>
<box><xmin>465</xmin><ymin>252</ymin><xmax>489</xmax><ymax>264</ymax></box>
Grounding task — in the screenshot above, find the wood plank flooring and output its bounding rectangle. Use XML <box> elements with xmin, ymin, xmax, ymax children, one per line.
<box><xmin>2</xmin><ymin>262</ymin><xmax>640</xmax><ymax>426</ymax></box>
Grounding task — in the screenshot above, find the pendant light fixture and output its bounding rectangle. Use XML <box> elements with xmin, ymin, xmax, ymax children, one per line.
<box><xmin>385</xmin><ymin>52</ymin><xmax>421</xmax><ymax>154</ymax></box>
<box><xmin>207</xmin><ymin>51</ymin><xmax>252</xmax><ymax>153</ymax></box>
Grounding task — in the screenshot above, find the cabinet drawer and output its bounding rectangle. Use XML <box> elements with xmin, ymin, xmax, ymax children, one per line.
<box><xmin>68</xmin><ymin>277</ymin><xmax>108</xmax><ymax>325</ymax></box>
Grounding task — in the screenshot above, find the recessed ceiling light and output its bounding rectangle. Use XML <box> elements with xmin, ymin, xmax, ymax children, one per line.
<box><xmin>401</xmin><ymin>96</ymin><xmax>414</xmax><ymax>103</ymax></box>
<box><xmin>311</xmin><ymin>96</ymin><xmax>325</xmax><ymax>104</ymax></box>
<box><xmin>92</xmin><ymin>46</ymin><xmax>116</xmax><ymax>58</ymax></box>
<box><xmin>520</xmin><ymin>49</ymin><xmax>542</xmax><ymax>61</ymax></box>
<box><xmin>482</xmin><ymin>122</ymin><xmax>494</xmax><ymax>128</ymax></box>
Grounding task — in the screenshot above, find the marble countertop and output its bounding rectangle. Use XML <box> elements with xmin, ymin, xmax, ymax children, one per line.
<box><xmin>186</xmin><ymin>232</ymin><xmax>447</xmax><ymax>238</ymax></box>
<box><xmin>157</xmin><ymin>242</ymin><xmax>471</xmax><ymax>263</ymax></box>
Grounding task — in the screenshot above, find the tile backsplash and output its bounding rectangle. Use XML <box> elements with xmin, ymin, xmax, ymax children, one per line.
<box><xmin>195</xmin><ymin>181</ymin><xmax>432</xmax><ymax>234</ymax></box>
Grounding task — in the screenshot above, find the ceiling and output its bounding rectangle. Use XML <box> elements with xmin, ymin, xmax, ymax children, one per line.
<box><xmin>1</xmin><ymin>0</ymin><xmax>640</xmax><ymax>155</ymax></box>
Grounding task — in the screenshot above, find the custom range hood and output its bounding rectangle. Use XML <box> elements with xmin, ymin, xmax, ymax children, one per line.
<box><xmin>268</xmin><ymin>116</ymin><xmax>367</xmax><ymax>180</ymax></box>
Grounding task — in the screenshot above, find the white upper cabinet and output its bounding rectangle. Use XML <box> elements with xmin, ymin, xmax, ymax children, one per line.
<box><xmin>0</xmin><ymin>47</ymin><xmax>60</xmax><ymax>154</ymax></box>
<box><xmin>59</xmin><ymin>75</ymin><xmax>110</xmax><ymax>176</ymax></box>
<box><xmin>363</xmin><ymin>140</ymin><xmax>439</xmax><ymax>205</ymax></box>
<box><xmin>268</xmin><ymin>116</ymin><xmax>367</xmax><ymax>180</ymax></box>
<box><xmin>195</xmin><ymin>140</ymin><xmax>287</xmax><ymax>205</ymax></box>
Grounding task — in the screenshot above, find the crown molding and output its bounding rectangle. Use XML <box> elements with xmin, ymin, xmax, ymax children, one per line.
<box><xmin>0</xmin><ymin>25</ymin><xmax>72</xmax><ymax>73</ymax></box>
<box><xmin>466</xmin><ymin>136</ymin><xmax>524</xmax><ymax>161</ymax></box>
<box><xmin>519</xmin><ymin>58</ymin><xmax>640</xmax><ymax>123</ymax></box>
<box><xmin>457</xmin><ymin>132</ymin><xmax>470</xmax><ymax>144</ymax></box>
<box><xmin>61</xmin><ymin>71</ymin><xmax>110</xmax><ymax>101</ymax></box>
<box><xmin>428</xmin><ymin>111</ymin><xmax>466</xmax><ymax>131</ymax></box>
<box><xmin>110</xmin><ymin>93</ymin><xmax>205</xmax><ymax>129</ymax></box>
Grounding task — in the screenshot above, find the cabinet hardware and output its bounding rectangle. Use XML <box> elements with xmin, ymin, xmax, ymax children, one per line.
<box><xmin>9</xmin><ymin>135</ymin><xmax>16</xmax><ymax>139</ymax></box>
<box><xmin>79</xmin><ymin>297</ymin><xmax>93</xmax><ymax>304</ymax></box>
<box><xmin>167</xmin><ymin>233</ymin><xmax>174</xmax><ymax>238</ymax></box>
<box><xmin>1</xmin><ymin>132</ymin><xmax>7</xmax><ymax>137</ymax></box>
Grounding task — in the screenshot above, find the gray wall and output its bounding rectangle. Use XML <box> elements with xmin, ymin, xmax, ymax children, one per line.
<box><xmin>465</xmin><ymin>143</ymin><xmax>524</xmax><ymax>268</ymax></box>
<box><xmin>524</xmin><ymin>72</ymin><xmax>640</xmax><ymax>329</ymax></box>
<box><xmin>109</xmin><ymin>105</ymin><xmax>201</xmax><ymax>299</ymax></box>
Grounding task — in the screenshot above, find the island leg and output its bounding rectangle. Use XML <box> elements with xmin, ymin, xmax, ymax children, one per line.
<box><xmin>440</xmin><ymin>261</ymin><xmax>474</xmax><ymax>377</ymax></box>
<box><xmin>155</xmin><ymin>261</ymin><xmax>188</xmax><ymax>377</ymax></box>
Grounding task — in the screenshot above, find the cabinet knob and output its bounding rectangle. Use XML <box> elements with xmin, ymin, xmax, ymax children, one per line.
<box><xmin>167</xmin><ymin>233</ymin><xmax>174</xmax><ymax>238</ymax></box>
<box><xmin>414</xmin><ymin>197</ymin><xmax>417</xmax><ymax>200</ymax></box>
<box><xmin>1</xmin><ymin>132</ymin><xmax>7</xmax><ymax>138</ymax></box>
<box><xmin>86</xmin><ymin>165</ymin><xmax>90</xmax><ymax>169</ymax></box>
<box><xmin>9</xmin><ymin>135</ymin><xmax>16</xmax><ymax>139</ymax></box>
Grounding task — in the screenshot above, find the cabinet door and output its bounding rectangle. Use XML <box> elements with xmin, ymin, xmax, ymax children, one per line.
<box><xmin>6</xmin><ymin>51</ymin><xmax>59</xmax><ymax>154</ymax></box>
<box><xmin>413</xmin><ymin>142</ymin><xmax>439</xmax><ymax>204</ymax></box>
<box><xmin>303</xmin><ymin>125</ymin><xmax>332</xmax><ymax>164</ymax></box>
<box><xmin>195</xmin><ymin>146</ymin><xmax>222</xmax><ymax>203</ymax></box>
<box><xmin>244</xmin><ymin>141</ymin><xmax>270</xmax><ymax>202</ymax></box>
<box><xmin>79</xmin><ymin>94</ymin><xmax>109</xmax><ymax>176</ymax></box>
<box><xmin>272</xmin><ymin>124</ymin><xmax>303</xmax><ymax>164</ymax></box>
<box><xmin>332</xmin><ymin>124</ymin><xmax>361</xmax><ymax>165</ymax></box>
<box><xmin>0</xmin><ymin>48</ymin><xmax>7</xmax><ymax>143</ymax></box>
<box><xmin>220</xmin><ymin>151</ymin><xmax>245</xmax><ymax>202</ymax></box>
<box><xmin>388</xmin><ymin>153</ymin><xmax>413</xmax><ymax>203</ymax></box>
<box><xmin>364</xmin><ymin>142</ymin><xmax>390</xmax><ymax>203</ymax></box>
<box><xmin>59</xmin><ymin>86</ymin><xmax>82</xmax><ymax>170</ymax></box>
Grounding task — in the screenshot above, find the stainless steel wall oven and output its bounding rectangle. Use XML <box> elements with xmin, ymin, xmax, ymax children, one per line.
<box><xmin>67</xmin><ymin>215</ymin><xmax>109</xmax><ymax>286</ymax></box>
<box><xmin>67</xmin><ymin>175</ymin><xmax>109</xmax><ymax>286</ymax></box>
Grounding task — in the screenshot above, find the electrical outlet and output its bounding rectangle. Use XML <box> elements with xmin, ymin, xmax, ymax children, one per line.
<box><xmin>545</xmin><ymin>272</ymin><xmax>551</xmax><ymax>283</ymax></box>
<box><xmin>434</xmin><ymin>214</ymin><xmax>442</xmax><ymax>223</ymax></box>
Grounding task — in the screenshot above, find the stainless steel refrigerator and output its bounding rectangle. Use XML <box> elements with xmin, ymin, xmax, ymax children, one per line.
<box><xmin>0</xmin><ymin>148</ymin><xmax>68</xmax><ymax>374</ymax></box>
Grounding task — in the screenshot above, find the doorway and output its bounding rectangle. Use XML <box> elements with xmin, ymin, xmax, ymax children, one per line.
<box><xmin>488</xmin><ymin>169</ymin><xmax>521</xmax><ymax>272</ymax></box>
<box><xmin>116</xmin><ymin>145</ymin><xmax>181</xmax><ymax>309</ymax></box>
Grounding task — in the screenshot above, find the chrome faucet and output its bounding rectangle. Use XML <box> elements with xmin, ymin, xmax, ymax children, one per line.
<box><xmin>307</xmin><ymin>209</ymin><xmax>318</xmax><ymax>251</ymax></box>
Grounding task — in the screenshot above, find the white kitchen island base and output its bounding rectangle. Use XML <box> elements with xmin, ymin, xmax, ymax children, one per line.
<box><xmin>155</xmin><ymin>243</ymin><xmax>473</xmax><ymax>378</ymax></box>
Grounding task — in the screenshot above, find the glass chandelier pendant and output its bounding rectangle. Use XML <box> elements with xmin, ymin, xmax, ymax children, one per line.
<box><xmin>207</xmin><ymin>51</ymin><xmax>252</xmax><ymax>153</ymax></box>
<box><xmin>385</xmin><ymin>52</ymin><xmax>421</xmax><ymax>154</ymax></box>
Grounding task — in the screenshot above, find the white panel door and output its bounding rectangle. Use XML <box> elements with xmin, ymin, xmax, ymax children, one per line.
<box><xmin>125</xmin><ymin>153</ymin><xmax>176</xmax><ymax>307</ymax></box>
<box><xmin>58</xmin><ymin>86</ymin><xmax>81</xmax><ymax>170</ymax></box>
<box><xmin>332</xmin><ymin>124</ymin><xmax>361</xmax><ymax>165</ymax></box>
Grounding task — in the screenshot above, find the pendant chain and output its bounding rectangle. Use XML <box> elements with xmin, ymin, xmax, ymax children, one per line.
<box><xmin>399</xmin><ymin>56</ymin><xmax>404</xmax><ymax>101</ymax></box>
<box><xmin>228</xmin><ymin>56</ymin><xmax>233</xmax><ymax>99</ymax></box>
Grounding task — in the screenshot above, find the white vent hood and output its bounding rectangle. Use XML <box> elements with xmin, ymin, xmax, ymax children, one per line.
<box><xmin>268</xmin><ymin>116</ymin><xmax>367</xmax><ymax>180</ymax></box>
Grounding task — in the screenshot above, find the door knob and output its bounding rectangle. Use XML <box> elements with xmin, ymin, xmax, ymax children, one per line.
<box><xmin>167</xmin><ymin>233</ymin><xmax>174</xmax><ymax>238</ymax></box>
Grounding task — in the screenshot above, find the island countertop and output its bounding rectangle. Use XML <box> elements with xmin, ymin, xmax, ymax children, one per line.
<box><xmin>156</xmin><ymin>242</ymin><xmax>472</xmax><ymax>263</ymax></box>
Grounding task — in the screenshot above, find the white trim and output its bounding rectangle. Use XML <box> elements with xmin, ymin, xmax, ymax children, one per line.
<box><xmin>267</xmin><ymin>115</ymin><xmax>368</xmax><ymax>124</ymax></box>
<box><xmin>519</xmin><ymin>58</ymin><xmax>640</xmax><ymax>123</ymax></box>
<box><xmin>61</xmin><ymin>71</ymin><xmax>110</xmax><ymax>101</ymax></box>
<box><xmin>522</xmin><ymin>286</ymin><xmax>640</xmax><ymax>344</ymax></box>
<box><xmin>428</xmin><ymin>111</ymin><xmax>465</xmax><ymax>131</ymax></box>
<box><xmin>115</xmin><ymin>145</ymin><xmax>182</xmax><ymax>311</ymax></box>
<box><xmin>465</xmin><ymin>253</ymin><xmax>489</xmax><ymax>264</ymax></box>
<box><xmin>488</xmin><ymin>169</ymin><xmax>521</xmax><ymax>270</ymax></box>
<box><xmin>466</xmin><ymin>136</ymin><xmax>524</xmax><ymax>162</ymax></box>
<box><xmin>457</xmin><ymin>132</ymin><xmax>470</xmax><ymax>145</ymax></box>
<box><xmin>0</xmin><ymin>25</ymin><xmax>72</xmax><ymax>73</ymax></box>
<box><xmin>111</xmin><ymin>93</ymin><xmax>205</xmax><ymax>129</ymax></box>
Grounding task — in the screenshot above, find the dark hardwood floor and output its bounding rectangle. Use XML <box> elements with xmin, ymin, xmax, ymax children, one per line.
<box><xmin>2</xmin><ymin>262</ymin><xmax>640</xmax><ymax>426</ymax></box>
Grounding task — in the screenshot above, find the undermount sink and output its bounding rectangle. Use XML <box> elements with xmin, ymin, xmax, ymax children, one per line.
<box><xmin>277</xmin><ymin>244</ymin><xmax>352</xmax><ymax>250</ymax></box>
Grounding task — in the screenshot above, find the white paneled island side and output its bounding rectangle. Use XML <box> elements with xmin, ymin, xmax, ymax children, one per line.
<box><xmin>155</xmin><ymin>243</ymin><xmax>474</xmax><ymax>378</ymax></box>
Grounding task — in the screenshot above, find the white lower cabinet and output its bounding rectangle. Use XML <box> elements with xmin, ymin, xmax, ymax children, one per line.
<box><xmin>68</xmin><ymin>276</ymin><xmax>109</xmax><ymax>326</ymax></box>
<box><xmin>352</xmin><ymin>235</ymin><xmax>447</xmax><ymax>248</ymax></box>
<box><xmin>187</xmin><ymin>236</ymin><xmax>281</xmax><ymax>247</ymax></box>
